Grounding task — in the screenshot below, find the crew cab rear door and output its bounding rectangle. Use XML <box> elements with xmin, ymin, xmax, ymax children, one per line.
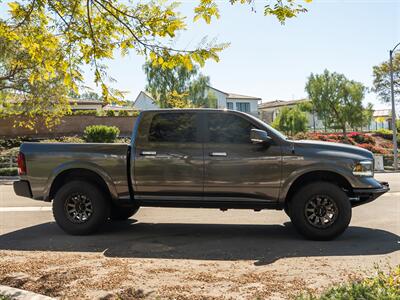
<box><xmin>133</xmin><ymin>111</ymin><xmax>204</xmax><ymax>200</ymax></box>
<box><xmin>203</xmin><ymin>111</ymin><xmax>281</xmax><ymax>201</ymax></box>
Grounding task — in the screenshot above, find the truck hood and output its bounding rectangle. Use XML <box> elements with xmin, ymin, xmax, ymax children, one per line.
<box><xmin>293</xmin><ymin>140</ymin><xmax>374</xmax><ymax>160</ymax></box>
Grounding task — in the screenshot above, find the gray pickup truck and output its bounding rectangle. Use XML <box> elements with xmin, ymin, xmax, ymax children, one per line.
<box><xmin>13</xmin><ymin>109</ymin><xmax>389</xmax><ymax>239</ymax></box>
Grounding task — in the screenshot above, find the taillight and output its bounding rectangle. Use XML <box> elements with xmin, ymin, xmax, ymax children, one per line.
<box><xmin>17</xmin><ymin>152</ymin><xmax>27</xmax><ymax>175</ymax></box>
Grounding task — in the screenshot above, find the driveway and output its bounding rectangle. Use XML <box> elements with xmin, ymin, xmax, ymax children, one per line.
<box><xmin>0</xmin><ymin>173</ymin><xmax>399</xmax><ymax>299</ymax></box>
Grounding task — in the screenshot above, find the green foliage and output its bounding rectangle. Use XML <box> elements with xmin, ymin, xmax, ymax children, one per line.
<box><xmin>83</xmin><ymin>125</ymin><xmax>120</xmax><ymax>143</ymax></box>
<box><xmin>372</xmin><ymin>52</ymin><xmax>400</xmax><ymax>104</ymax></box>
<box><xmin>0</xmin><ymin>167</ymin><xmax>18</xmax><ymax>176</ymax></box>
<box><xmin>71</xmin><ymin>110</ymin><xmax>98</xmax><ymax>116</ymax></box>
<box><xmin>131</xmin><ymin>110</ymin><xmax>140</xmax><ymax>117</ymax></box>
<box><xmin>0</xmin><ymin>294</ymin><xmax>12</xmax><ymax>300</ymax></box>
<box><xmin>229</xmin><ymin>0</ymin><xmax>312</xmax><ymax>24</ymax></box>
<box><xmin>105</xmin><ymin>110</ymin><xmax>116</xmax><ymax>117</ymax></box>
<box><xmin>374</xmin><ymin>128</ymin><xmax>394</xmax><ymax>140</ymax></box>
<box><xmin>0</xmin><ymin>0</ymin><xmax>309</xmax><ymax>128</ymax></box>
<box><xmin>305</xmin><ymin>70</ymin><xmax>372</xmax><ymax>137</ymax></box>
<box><xmin>143</xmin><ymin>61</ymin><xmax>216</xmax><ymax>108</ymax></box>
<box><xmin>117</xmin><ymin>110</ymin><xmax>129</xmax><ymax>117</ymax></box>
<box><xmin>271</xmin><ymin>104</ymin><xmax>308</xmax><ymax>136</ymax></box>
<box><xmin>297</xmin><ymin>266</ymin><xmax>400</xmax><ymax>300</ymax></box>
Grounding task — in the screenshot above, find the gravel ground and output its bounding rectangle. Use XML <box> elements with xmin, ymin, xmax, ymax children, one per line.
<box><xmin>0</xmin><ymin>173</ymin><xmax>399</xmax><ymax>299</ymax></box>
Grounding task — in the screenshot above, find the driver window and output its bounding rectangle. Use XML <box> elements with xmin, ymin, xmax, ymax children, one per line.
<box><xmin>207</xmin><ymin>113</ymin><xmax>255</xmax><ymax>144</ymax></box>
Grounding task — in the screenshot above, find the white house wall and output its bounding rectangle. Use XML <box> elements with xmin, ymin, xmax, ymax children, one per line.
<box><xmin>226</xmin><ymin>98</ymin><xmax>259</xmax><ymax>116</ymax></box>
<box><xmin>135</xmin><ymin>92</ymin><xmax>159</xmax><ymax>110</ymax></box>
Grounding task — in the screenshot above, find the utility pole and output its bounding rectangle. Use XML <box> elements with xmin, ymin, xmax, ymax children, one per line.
<box><xmin>389</xmin><ymin>42</ymin><xmax>399</xmax><ymax>170</ymax></box>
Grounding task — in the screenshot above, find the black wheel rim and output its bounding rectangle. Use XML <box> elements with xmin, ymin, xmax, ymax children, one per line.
<box><xmin>304</xmin><ymin>195</ymin><xmax>338</xmax><ymax>228</ymax></box>
<box><xmin>64</xmin><ymin>193</ymin><xmax>93</xmax><ymax>223</ymax></box>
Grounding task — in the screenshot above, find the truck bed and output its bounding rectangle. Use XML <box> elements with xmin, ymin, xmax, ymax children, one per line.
<box><xmin>20</xmin><ymin>142</ymin><xmax>130</xmax><ymax>200</ymax></box>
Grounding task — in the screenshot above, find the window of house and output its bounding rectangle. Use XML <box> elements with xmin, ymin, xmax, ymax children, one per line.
<box><xmin>236</xmin><ymin>102</ymin><xmax>250</xmax><ymax>113</ymax></box>
<box><xmin>149</xmin><ymin>113</ymin><xmax>197</xmax><ymax>143</ymax></box>
<box><xmin>227</xmin><ymin>102</ymin><xmax>233</xmax><ymax>110</ymax></box>
<box><xmin>208</xmin><ymin>113</ymin><xmax>255</xmax><ymax>144</ymax></box>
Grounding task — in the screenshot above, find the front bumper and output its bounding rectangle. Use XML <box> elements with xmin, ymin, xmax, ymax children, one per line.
<box><xmin>13</xmin><ymin>180</ymin><xmax>33</xmax><ymax>198</ymax></box>
<box><xmin>350</xmin><ymin>181</ymin><xmax>390</xmax><ymax>207</ymax></box>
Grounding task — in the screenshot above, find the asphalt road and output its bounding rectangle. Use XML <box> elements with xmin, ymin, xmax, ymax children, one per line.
<box><xmin>0</xmin><ymin>173</ymin><xmax>399</xmax><ymax>299</ymax></box>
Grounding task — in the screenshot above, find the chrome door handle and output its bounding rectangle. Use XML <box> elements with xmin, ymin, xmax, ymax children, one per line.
<box><xmin>209</xmin><ymin>152</ymin><xmax>227</xmax><ymax>157</ymax></box>
<box><xmin>141</xmin><ymin>151</ymin><xmax>157</xmax><ymax>156</ymax></box>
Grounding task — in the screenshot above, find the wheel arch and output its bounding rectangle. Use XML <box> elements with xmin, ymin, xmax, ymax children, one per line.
<box><xmin>47</xmin><ymin>166</ymin><xmax>117</xmax><ymax>202</ymax></box>
<box><xmin>283</xmin><ymin>170</ymin><xmax>353</xmax><ymax>207</ymax></box>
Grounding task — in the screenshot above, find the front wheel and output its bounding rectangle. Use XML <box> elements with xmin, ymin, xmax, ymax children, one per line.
<box><xmin>289</xmin><ymin>182</ymin><xmax>351</xmax><ymax>240</ymax></box>
<box><xmin>53</xmin><ymin>181</ymin><xmax>110</xmax><ymax>235</ymax></box>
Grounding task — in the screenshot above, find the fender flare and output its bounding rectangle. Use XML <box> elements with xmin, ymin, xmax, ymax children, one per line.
<box><xmin>43</xmin><ymin>160</ymin><xmax>119</xmax><ymax>201</ymax></box>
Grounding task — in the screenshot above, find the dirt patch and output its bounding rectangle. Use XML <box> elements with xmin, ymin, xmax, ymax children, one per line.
<box><xmin>1</xmin><ymin>250</ymin><xmax>396</xmax><ymax>300</ymax></box>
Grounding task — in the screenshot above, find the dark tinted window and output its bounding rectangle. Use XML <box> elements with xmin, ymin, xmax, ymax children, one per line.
<box><xmin>208</xmin><ymin>113</ymin><xmax>255</xmax><ymax>144</ymax></box>
<box><xmin>149</xmin><ymin>113</ymin><xmax>197</xmax><ymax>143</ymax></box>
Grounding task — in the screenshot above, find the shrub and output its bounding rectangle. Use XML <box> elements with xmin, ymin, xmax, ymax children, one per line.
<box><xmin>0</xmin><ymin>137</ymin><xmax>33</xmax><ymax>149</ymax></box>
<box><xmin>293</xmin><ymin>132</ymin><xmax>308</xmax><ymax>140</ymax></box>
<box><xmin>83</xmin><ymin>125</ymin><xmax>120</xmax><ymax>143</ymax></box>
<box><xmin>118</xmin><ymin>110</ymin><xmax>129</xmax><ymax>117</ymax></box>
<box><xmin>72</xmin><ymin>110</ymin><xmax>97</xmax><ymax>116</ymax></box>
<box><xmin>357</xmin><ymin>143</ymin><xmax>387</xmax><ymax>154</ymax></box>
<box><xmin>131</xmin><ymin>110</ymin><xmax>140</xmax><ymax>117</ymax></box>
<box><xmin>296</xmin><ymin>266</ymin><xmax>400</xmax><ymax>300</ymax></box>
<box><xmin>374</xmin><ymin>128</ymin><xmax>393</xmax><ymax>140</ymax></box>
<box><xmin>348</xmin><ymin>132</ymin><xmax>376</xmax><ymax>145</ymax></box>
<box><xmin>106</xmin><ymin>110</ymin><xmax>116</xmax><ymax>117</ymax></box>
<box><xmin>0</xmin><ymin>167</ymin><xmax>18</xmax><ymax>176</ymax></box>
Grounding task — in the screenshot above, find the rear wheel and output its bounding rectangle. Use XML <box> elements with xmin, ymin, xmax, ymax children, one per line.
<box><xmin>289</xmin><ymin>182</ymin><xmax>351</xmax><ymax>240</ymax></box>
<box><xmin>109</xmin><ymin>205</ymin><xmax>139</xmax><ymax>221</ymax></box>
<box><xmin>53</xmin><ymin>181</ymin><xmax>110</xmax><ymax>235</ymax></box>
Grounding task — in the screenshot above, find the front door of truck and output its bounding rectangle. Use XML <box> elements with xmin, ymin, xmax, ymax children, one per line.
<box><xmin>203</xmin><ymin>111</ymin><xmax>282</xmax><ymax>201</ymax></box>
<box><xmin>133</xmin><ymin>111</ymin><xmax>204</xmax><ymax>200</ymax></box>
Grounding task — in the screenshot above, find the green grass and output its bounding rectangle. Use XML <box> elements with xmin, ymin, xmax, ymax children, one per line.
<box><xmin>296</xmin><ymin>266</ymin><xmax>400</xmax><ymax>300</ymax></box>
<box><xmin>0</xmin><ymin>295</ymin><xmax>12</xmax><ymax>300</ymax></box>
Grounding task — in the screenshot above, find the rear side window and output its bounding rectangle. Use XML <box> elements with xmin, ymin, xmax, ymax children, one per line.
<box><xmin>149</xmin><ymin>113</ymin><xmax>197</xmax><ymax>143</ymax></box>
<box><xmin>208</xmin><ymin>113</ymin><xmax>255</xmax><ymax>144</ymax></box>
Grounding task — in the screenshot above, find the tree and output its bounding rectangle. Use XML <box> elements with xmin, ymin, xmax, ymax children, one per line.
<box><xmin>0</xmin><ymin>0</ymin><xmax>311</xmax><ymax>127</ymax></box>
<box><xmin>143</xmin><ymin>61</ymin><xmax>216</xmax><ymax>108</ymax></box>
<box><xmin>271</xmin><ymin>104</ymin><xmax>308</xmax><ymax>136</ymax></box>
<box><xmin>305</xmin><ymin>70</ymin><xmax>371</xmax><ymax>138</ymax></box>
<box><xmin>372</xmin><ymin>52</ymin><xmax>400</xmax><ymax>104</ymax></box>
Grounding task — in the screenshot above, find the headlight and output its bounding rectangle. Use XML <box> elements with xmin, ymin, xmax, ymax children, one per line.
<box><xmin>353</xmin><ymin>160</ymin><xmax>374</xmax><ymax>177</ymax></box>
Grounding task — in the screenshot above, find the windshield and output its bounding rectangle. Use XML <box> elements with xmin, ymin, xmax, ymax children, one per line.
<box><xmin>246</xmin><ymin>114</ymin><xmax>288</xmax><ymax>140</ymax></box>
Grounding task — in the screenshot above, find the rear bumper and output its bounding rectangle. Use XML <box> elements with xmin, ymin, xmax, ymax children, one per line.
<box><xmin>13</xmin><ymin>180</ymin><xmax>33</xmax><ymax>198</ymax></box>
<box><xmin>350</xmin><ymin>181</ymin><xmax>390</xmax><ymax>207</ymax></box>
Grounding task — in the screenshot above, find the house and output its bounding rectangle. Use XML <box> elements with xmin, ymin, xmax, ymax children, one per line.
<box><xmin>368</xmin><ymin>109</ymin><xmax>392</xmax><ymax>131</ymax></box>
<box><xmin>207</xmin><ymin>86</ymin><xmax>261</xmax><ymax>116</ymax></box>
<box><xmin>133</xmin><ymin>86</ymin><xmax>261</xmax><ymax>116</ymax></box>
<box><xmin>259</xmin><ymin>99</ymin><xmax>393</xmax><ymax>132</ymax></box>
<box><xmin>133</xmin><ymin>91</ymin><xmax>159</xmax><ymax>110</ymax></box>
<box><xmin>68</xmin><ymin>99</ymin><xmax>103</xmax><ymax>111</ymax></box>
<box><xmin>259</xmin><ymin>99</ymin><xmax>325</xmax><ymax>130</ymax></box>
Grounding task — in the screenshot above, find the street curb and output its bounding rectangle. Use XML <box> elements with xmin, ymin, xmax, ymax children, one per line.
<box><xmin>0</xmin><ymin>285</ymin><xmax>55</xmax><ymax>300</ymax></box>
<box><xmin>0</xmin><ymin>176</ymin><xmax>18</xmax><ymax>185</ymax></box>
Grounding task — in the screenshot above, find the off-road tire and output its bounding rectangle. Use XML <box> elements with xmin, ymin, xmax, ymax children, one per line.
<box><xmin>53</xmin><ymin>180</ymin><xmax>110</xmax><ymax>235</ymax></box>
<box><xmin>289</xmin><ymin>182</ymin><xmax>351</xmax><ymax>240</ymax></box>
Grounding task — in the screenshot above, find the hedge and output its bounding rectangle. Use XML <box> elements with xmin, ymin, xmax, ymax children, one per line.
<box><xmin>83</xmin><ymin>125</ymin><xmax>120</xmax><ymax>143</ymax></box>
<box><xmin>0</xmin><ymin>167</ymin><xmax>18</xmax><ymax>176</ymax></box>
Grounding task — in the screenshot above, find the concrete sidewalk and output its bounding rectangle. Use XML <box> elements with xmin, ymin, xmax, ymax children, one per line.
<box><xmin>0</xmin><ymin>285</ymin><xmax>54</xmax><ymax>300</ymax></box>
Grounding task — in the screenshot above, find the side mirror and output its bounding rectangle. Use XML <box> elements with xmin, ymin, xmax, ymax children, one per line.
<box><xmin>250</xmin><ymin>129</ymin><xmax>272</xmax><ymax>144</ymax></box>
